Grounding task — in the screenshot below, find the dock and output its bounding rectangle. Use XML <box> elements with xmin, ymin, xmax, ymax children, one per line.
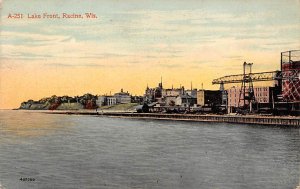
<box><xmin>102</xmin><ymin>112</ymin><xmax>300</xmax><ymax>126</ymax></box>
<box><xmin>44</xmin><ymin>110</ymin><xmax>300</xmax><ymax>126</ymax></box>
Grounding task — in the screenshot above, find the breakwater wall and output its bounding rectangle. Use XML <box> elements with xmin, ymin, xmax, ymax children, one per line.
<box><xmin>102</xmin><ymin>113</ymin><xmax>300</xmax><ymax>126</ymax></box>
<box><xmin>43</xmin><ymin>111</ymin><xmax>300</xmax><ymax>126</ymax></box>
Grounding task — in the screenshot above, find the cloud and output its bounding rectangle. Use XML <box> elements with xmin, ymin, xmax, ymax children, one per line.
<box><xmin>45</xmin><ymin>63</ymin><xmax>109</xmax><ymax>67</ymax></box>
<box><xmin>1</xmin><ymin>31</ymin><xmax>66</xmax><ymax>42</ymax></box>
<box><xmin>1</xmin><ymin>6</ymin><xmax>299</xmax><ymax>69</ymax></box>
<box><xmin>0</xmin><ymin>30</ymin><xmax>134</xmax><ymax>60</ymax></box>
<box><xmin>158</xmin><ymin>63</ymin><xmax>182</xmax><ymax>68</ymax></box>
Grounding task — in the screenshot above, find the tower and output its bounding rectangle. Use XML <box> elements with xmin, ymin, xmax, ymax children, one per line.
<box><xmin>238</xmin><ymin>62</ymin><xmax>255</xmax><ymax>111</ymax></box>
<box><xmin>159</xmin><ymin>76</ymin><xmax>163</xmax><ymax>88</ymax></box>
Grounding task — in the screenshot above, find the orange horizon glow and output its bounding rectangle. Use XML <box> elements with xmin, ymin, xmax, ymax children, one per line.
<box><xmin>1</xmin><ymin>0</ymin><xmax>299</xmax><ymax>109</ymax></box>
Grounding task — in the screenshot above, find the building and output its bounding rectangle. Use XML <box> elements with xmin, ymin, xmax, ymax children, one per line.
<box><xmin>197</xmin><ymin>90</ymin><xmax>222</xmax><ymax>106</ymax></box>
<box><xmin>281</xmin><ymin>50</ymin><xmax>300</xmax><ymax>102</ymax></box>
<box><xmin>176</xmin><ymin>94</ymin><xmax>197</xmax><ymax>107</ymax></box>
<box><xmin>114</xmin><ymin>89</ymin><xmax>131</xmax><ymax>104</ymax></box>
<box><xmin>96</xmin><ymin>95</ymin><xmax>117</xmax><ymax>106</ymax></box>
<box><xmin>144</xmin><ymin>81</ymin><xmax>163</xmax><ymax>103</ymax></box>
<box><xmin>227</xmin><ymin>86</ymin><xmax>280</xmax><ymax>107</ymax></box>
<box><xmin>107</xmin><ymin>96</ymin><xmax>117</xmax><ymax>106</ymax></box>
<box><xmin>97</xmin><ymin>89</ymin><xmax>132</xmax><ymax>107</ymax></box>
<box><xmin>186</xmin><ymin>89</ymin><xmax>198</xmax><ymax>98</ymax></box>
<box><xmin>164</xmin><ymin>96</ymin><xmax>177</xmax><ymax>106</ymax></box>
<box><xmin>131</xmin><ymin>96</ymin><xmax>144</xmax><ymax>103</ymax></box>
<box><xmin>227</xmin><ymin>87</ymin><xmax>240</xmax><ymax>107</ymax></box>
<box><xmin>96</xmin><ymin>96</ymin><xmax>106</xmax><ymax>107</ymax></box>
<box><xmin>162</xmin><ymin>87</ymin><xmax>184</xmax><ymax>97</ymax></box>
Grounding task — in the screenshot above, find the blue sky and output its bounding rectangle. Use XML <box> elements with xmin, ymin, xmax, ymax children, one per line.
<box><xmin>1</xmin><ymin>0</ymin><xmax>299</xmax><ymax>63</ymax></box>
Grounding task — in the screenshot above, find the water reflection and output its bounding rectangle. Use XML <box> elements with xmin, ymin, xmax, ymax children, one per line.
<box><xmin>0</xmin><ymin>110</ymin><xmax>299</xmax><ymax>189</ymax></box>
<box><xmin>0</xmin><ymin>110</ymin><xmax>75</xmax><ymax>139</ymax></box>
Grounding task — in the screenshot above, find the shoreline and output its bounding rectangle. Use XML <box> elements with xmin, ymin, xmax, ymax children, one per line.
<box><xmin>15</xmin><ymin>109</ymin><xmax>300</xmax><ymax>126</ymax></box>
<box><xmin>102</xmin><ymin>112</ymin><xmax>300</xmax><ymax>126</ymax></box>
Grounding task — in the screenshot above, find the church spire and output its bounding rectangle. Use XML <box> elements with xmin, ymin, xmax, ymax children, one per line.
<box><xmin>159</xmin><ymin>76</ymin><xmax>163</xmax><ymax>88</ymax></box>
<box><xmin>161</xmin><ymin>76</ymin><xmax>163</xmax><ymax>88</ymax></box>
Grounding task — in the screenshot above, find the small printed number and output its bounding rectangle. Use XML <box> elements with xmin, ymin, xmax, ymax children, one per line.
<box><xmin>20</xmin><ymin>178</ymin><xmax>35</xmax><ymax>181</ymax></box>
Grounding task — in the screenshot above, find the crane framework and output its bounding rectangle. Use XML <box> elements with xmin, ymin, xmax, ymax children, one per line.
<box><xmin>212</xmin><ymin>71</ymin><xmax>281</xmax><ymax>84</ymax></box>
<box><xmin>213</xmin><ymin>49</ymin><xmax>300</xmax><ymax>85</ymax></box>
<box><xmin>212</xmin><ymin>50</ymin><xmax>300</xmax><ymax>113</ymax></box>
<box><xmin>212</xmin><ymin>70</ymin><xmax>282</xmax><ymax>112</ymax></box>
<box><xmin>212</xmin><ymin>68</ymin><xmax>299</xmax><ymax>109</ymax></box>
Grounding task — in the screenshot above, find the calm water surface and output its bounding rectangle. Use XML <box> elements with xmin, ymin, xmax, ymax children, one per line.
<box><xmin>0</xmin><ymin>110</ymin><xmax>299</xmax><ymax>189</ymax></box>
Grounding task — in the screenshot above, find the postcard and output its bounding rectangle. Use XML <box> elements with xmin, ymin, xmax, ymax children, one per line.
<box><xmin>0</xmin><ymin>1</ymin><xmax>299</xmax><ymax>188</ymax></box>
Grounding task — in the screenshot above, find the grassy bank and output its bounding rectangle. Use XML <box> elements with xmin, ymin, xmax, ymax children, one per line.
<box><xmin>98</xmin><ymin>103</ymin><xmax>139</xmax><ymax>112</ymax></box>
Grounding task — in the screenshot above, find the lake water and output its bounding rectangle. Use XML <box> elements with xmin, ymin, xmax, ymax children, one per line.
<box><xmin>0</xmin><ymin>110</ymin><xmax>299</xmax><ymax>189</ymax></box>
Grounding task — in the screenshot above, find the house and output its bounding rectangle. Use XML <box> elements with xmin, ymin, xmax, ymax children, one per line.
<box><xmin>97</xmin><ymin>89</ymin><xmax>132</xmax><ymax>107</ymax></box>
<box><xmin>114</xmin><ymin>89</ymin><xmax>131</xmax><ymax>104</ymax></box>
<box><xmin>96</xmin><ymin>95</ymin><xmax>117</xmax><ymax>106</ymax></box>
<box><xmin>107</xmin><ymin>96</ymin><xmax>117</xmax><ymax>106</ymax></box>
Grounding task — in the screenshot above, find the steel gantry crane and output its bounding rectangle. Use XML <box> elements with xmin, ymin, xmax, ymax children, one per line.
<box><xmin>212</xmin><ymin>62</ymin><xmax>281</xmax><ymax>112</ymax></box>
<box><xmin>212</xmin><ymin>50</ymin><xmax>300</xmax><ymax>115</ymax></box>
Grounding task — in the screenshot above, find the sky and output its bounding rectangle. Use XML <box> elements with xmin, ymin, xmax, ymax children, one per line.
<box><xmin>0</xmin><ymin>0</ymin><xmax>300</xmax><ymax>109</ymax></box>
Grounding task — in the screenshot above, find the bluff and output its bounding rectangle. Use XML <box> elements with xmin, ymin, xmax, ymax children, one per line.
<box><xmin>19</xmin><ymin>94</ymin><xmax>97</xmax><ymax>110</ymax></box>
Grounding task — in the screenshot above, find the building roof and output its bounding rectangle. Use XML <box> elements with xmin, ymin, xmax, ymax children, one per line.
<box><xmin>178</xmin><ymin>94</ymin><xmax>195</xmax><ymax>99</ymax></box>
